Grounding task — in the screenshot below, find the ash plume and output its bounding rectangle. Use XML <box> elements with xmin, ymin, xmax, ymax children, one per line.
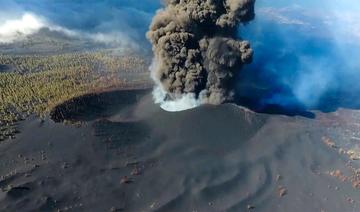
<box><xmin>147</xmin><ymin>0</ymin><xmax>256</xmax><ymax>110</ymax></box>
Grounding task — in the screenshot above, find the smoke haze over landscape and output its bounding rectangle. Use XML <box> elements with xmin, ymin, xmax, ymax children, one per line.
<box><xmin>2</xmin><ymin>0</ymin><xmax>360</xmax><ymax>112</ymax></box>
<box><xmin>0</xmin><ymin>0</ymin><xmax>160</xmax><ymax>50</ymax></box>
<box><xmin>2</xmin><ymin>2</ymin><xmax>360</xmax><ymax>211</ymax></box>
<box><xmin>238</xmin><ymin>0</ymin><xmax>360</xmax><ymax>113</ymax></box>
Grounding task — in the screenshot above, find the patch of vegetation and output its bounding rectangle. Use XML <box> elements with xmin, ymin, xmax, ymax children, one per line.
<box><xmin>0</xmin><ymin>51</ymin><xmax>152</xmax><ymax>141</ymax></box>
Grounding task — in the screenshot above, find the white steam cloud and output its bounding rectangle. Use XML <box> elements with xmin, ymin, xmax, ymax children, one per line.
<box><xmin>150</xmin><ymin>59</ymin><xmax>200</xmax><ymax>112</ymax></box>
<box><xmin>152</xmin><ymin>86</ymin><xmax>200</xmax><ymax>112</ymax></box>
<box><xmin>0</xmin><ymin>13</ymin><xmax>45</xmax><ymax>43</ymax></box>
<box><xmin>0</xmin><ymin>12</ymin><xmax>138</xmax><ymax>49</ymax></box>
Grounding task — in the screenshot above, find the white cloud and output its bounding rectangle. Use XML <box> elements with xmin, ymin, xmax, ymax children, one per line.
<box><xmin>152</xmin><ymin>86</ymin><xmax>200</xmax><ymax>112</ymax></box>
<box><xmin>258</xmin><ymin>6</ymin><xmax>360</xmax><ymax>44</ymax></box>
<box><xmin>0</xmin><ymin>13</ymin><xmax>46</xmax><ymax>43</ymax></box>
<box><xmin>258</xmin><ymin>7</ymin><xmax>310</xmax><ymax>26</ymax></box>
<box><xmin>0</xmin><ymin>12</ymin><xmax>138</xmax><ymax>49</ymax></box>
<box><xmin>332</xmin><ymin>11</ymin><xmax>360</xmax><ymax>41</ymax></box>
<box><xmin>148</xmin><ymin>59</ymin><xmax>199</xmax><ymax>112</ymax></box>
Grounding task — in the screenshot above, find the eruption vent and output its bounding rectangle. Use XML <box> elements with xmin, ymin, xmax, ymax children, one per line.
<box><xmin>147</xmin><ymin>0</ymin><xmax>256</xmax><ymax>111</ymax></box>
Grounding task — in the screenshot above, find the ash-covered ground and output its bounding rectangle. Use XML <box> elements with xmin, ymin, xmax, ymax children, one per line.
<box><xmin>1</xmin><ymin>1</ymin><xmax>360</xmax><ymax>211</ymax></box>
<box><xmin>0</xmin><ymin>89</ymin><xmax>359</xmax><ymax>212</ymax></box>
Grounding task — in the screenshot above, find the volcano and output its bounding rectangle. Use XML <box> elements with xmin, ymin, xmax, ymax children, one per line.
<box><xmin>0</xmin><ymin>89</ymin><xmax>359</xmax><ymax>211</ymax></box>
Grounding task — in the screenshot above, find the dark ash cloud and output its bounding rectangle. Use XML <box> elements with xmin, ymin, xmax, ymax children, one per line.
<box><xmin>148</xmin><ymin>0</ymin><xmax>256</xmax><ymax>106</ymax></box>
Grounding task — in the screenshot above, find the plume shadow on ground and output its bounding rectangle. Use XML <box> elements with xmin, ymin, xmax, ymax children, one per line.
<box><xmin>50</xmin><ymin>89</ymin><xmax>150</xmax><ymax>122</ymax></box>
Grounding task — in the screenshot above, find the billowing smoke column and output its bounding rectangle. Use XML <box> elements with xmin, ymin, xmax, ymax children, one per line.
<box><xmin>147</xmin><ymin>0</ymin><xmax>256</xmax><ymax>111</ymax></box>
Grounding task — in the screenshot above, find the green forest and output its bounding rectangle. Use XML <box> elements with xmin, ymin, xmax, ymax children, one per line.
<box><xmin>0</xmin><ymin>51</ymin><xmax>151</xmax><ymax>141</ymax></box>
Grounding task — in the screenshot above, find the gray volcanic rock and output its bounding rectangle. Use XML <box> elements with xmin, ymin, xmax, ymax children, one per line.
<box><xmin>0</xmin><ymin>90</ymin><xmax>359</xmax><ymax>211</ymax></box>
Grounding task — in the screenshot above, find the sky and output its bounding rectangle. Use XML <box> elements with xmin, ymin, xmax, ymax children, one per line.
<box><xmin>0</xmin><ymin>0</ymin><xmax>359</xmax><ymax>111</ymax></box>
